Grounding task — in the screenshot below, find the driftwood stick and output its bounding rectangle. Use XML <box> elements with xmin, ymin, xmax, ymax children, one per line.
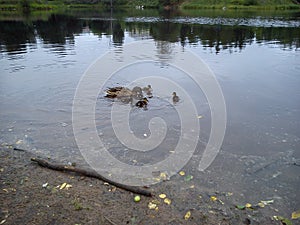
<box><xmin>31</xmin><ymin>157</ymin><xmax>152</xmax><ymax>197</ymax></box>
<box><xmin>13</xmin><ymin>147</ymin><xmax>26</xmax><ymax>152</ymax></box>
<box><xmin>103</xmin><ymin>216</ymin><xmax>118</xmax><ymax>225</ymax></box>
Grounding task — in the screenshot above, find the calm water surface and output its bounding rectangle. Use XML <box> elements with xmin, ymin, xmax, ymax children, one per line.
<box><xmin>0</xmin><ymin>9</ymin><xmax>299</xmax><ymax>217</ymax></box>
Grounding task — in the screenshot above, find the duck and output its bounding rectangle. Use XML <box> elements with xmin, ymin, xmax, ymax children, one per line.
<box><xmin>105</xmin><ymin>87</ymin><xmax>132</xmax><ymax>98</ymax></box>
<box><xmin>135</xmin><ymin>97</ymin><xmax>148</xmax><ymax>108</ymax></box>
<box><xmin>142</xmin><ymin>85</ymin><xmax>153</xmax><ymax>98</ymax></box>
<box><xmin>105</xmin><ymin>86</ymin><xmax>134</xmax><ymax>104</ymax></box>
<box><xmin>172</xmin><ymin>92</ymin><xmax>180</xmax><ymax>103</ymax></box>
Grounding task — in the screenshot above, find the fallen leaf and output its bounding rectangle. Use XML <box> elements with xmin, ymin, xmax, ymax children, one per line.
<box><xmin>274</xmin><ymin>216</ymin><xmax>293</xmax><ymax>225</ymax></box>
<box><xmin>148</xmin><ymin>202</ymin><xmax>157</xmax><ymax>210</ymax></box>
<box><xmin>60</xmin><ymin>183</ymin><xmax>67</xmax><ymax>190</ymax></box>
<box><xmin>152</xmin><ymin>199</ymin><xmax>160</xmax><ymax>205</ymax></box>
<box><xmin>218</xmin><ymin>199</ymin><xmax>225</xmax><ymax>205</ymax></box>
<box><xmin>258</xmin><ymin>202</ymin><xmax>265</xmax><ymax>208</ymax></box>
<box><xmin>0</xmin><ymin>220</ymin><xmax>6</xmax><ymax>225</ymax></box>
<box><xmin>159</xmin><ymin>194</ymin><xmax>166</xmax><ymax>199</ymax></box>
<box><xmin>292</xmin><ymin>210</ymin><xmax>300</xmax><ymax>219</ymax></box>
<box><xmin>65</xmin><ymin>184</ymin><xmax>72</xmax><ymax>190</ymax></box>
<box><xmin>261</xmin><ymin>200</ymin><xmax>274</xmax><ymax>205</ymax></box>
<box><xmin>164</xmin><ymin>198</ymin><xmax>171</xmax><ymax>205</ymax></box>
<box><xmin>160</xmin><ymin>172</ymin><xmax>168</xmax><ymax>180</ymax></box>
<box><xmin>184</xmin><ymin>175</ymin><xmax>193</xmax><ymax>181</ymax></box>
<box><xmin>245</xmin><ymin>203</ymin><xmax>252</xmax><ymax>208</ymax></box>
<box><xmin>16</xmin><ymin>140</ymin><xmax>23</xmax><ymax>145</ymax></box>
<box><xmin>184</xmin><ymin>211</ymin><xmax>191</xmax><ymax>220</ymax></box>
<box><xmin>109</xmin><ymin>187</ymin><xmax>116</xmax><ymax>192</ymax></box>
<box><xmin>210</xmin><ymin>196</ymin><xmax>217</xmax><ymax>201</ymax></box>
<box><xmin>236</xmin><ymin>205</ymin><xmax>245</xmax><ymax>210</ymax></box>
<box><xmin>179</xmin><ymin>171</ymin><xmax>185</xmax><ymax>176</ymax></box>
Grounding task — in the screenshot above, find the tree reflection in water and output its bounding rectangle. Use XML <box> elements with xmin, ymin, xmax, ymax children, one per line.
<box><xmin>0</xmin><ymin>12</ymin><xmax>299</xmax><ymax>55</ymax></box>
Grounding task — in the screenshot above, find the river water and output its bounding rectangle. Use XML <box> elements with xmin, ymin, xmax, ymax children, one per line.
<box><xmin>0</xmin><ymin>9</ymin><xmax>299</xmax><ymax>218</ymax></box>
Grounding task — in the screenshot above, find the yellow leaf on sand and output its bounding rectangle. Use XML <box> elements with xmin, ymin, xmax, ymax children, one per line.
<box><xmin>60</xmin><ymin>183</ymin><xmax>67</xmax><ymax>190</ymax></box>
<box><xmin>292</xmin><ymin>210</ymin><xmax>300</xmax><ymax>219</ymax></box>
<box><xmin>245</xmin><ymin>203</ymin><xmax>252</xmax><ymax>208</ymax></box>
<box><xmin>218</xmin><ymin>199</ymin><xmax>225</xmax><ymax>205</ymax></box>
<box><xmin>258</xmin><ymin>202</ymin><xmax>265</xmax><ymax>208</ymax></box>
<box><xmin>160</xmin><ymin>172</ymin><xmax>167</xmax><ymax>180</ymax></box>
<box><xmin>148</xmin><ymin>202</ymin><xmax>157</xmax><ymax>210</ymax></box>
<box><xmin>164</xmin><ymin>198</ymin><xmax>171</xmax><ymax>205</ymax></box>
<box><xmin>184</xmin><ymin>211</ymin><xmax>191</xmax><ymax>220</ymax></box>
<box><xmin>210</xmin><ymin>196</ymin><xmax>217</xmax><ymax>201</ymax></box>
<box><xmin>159</xmin><ymin>194</ymin><xmax>166</xmax><ymax>199</ymax></box>
<box><xmin>65</xmin><ymin>184</ymin><xmax>72</xmax><ymax>190</ymax></box>
<box><xmin>179</xmin><ymin>171</ymin><xmax>185</xmax><ymax>176</ymax></box>
<box><xmin>260</xmin><ymin>200</ymin><xmax>274</xmax><ymax>205</ymax></box>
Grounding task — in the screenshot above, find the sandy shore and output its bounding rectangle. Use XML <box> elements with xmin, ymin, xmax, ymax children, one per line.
<box><xmin>0</xmin><ymin>146</ymin><xmax>289</xmax><ymax>225</ymax></box>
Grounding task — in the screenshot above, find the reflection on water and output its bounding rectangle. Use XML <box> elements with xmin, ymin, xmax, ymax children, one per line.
<box><xmin>0</xmin><ymin>11</ymin><xmax>299</xmax><ymax>56</ymax></box>
<box><xmin>0</xmin><ymin>9</ymin><xmax>299</xmax><ymax>218</ymax></box>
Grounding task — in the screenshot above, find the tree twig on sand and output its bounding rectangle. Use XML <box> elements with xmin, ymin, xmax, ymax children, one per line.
<box><xmin>13</xmin><ymin>147</ymin><xmax>26</xmax><ymax>152</ymax></box>
<box><xmin>30</xmin><ymin>157</ymin><xmax>152</xmax><ymax>196</ymax></box>
<box><xmin>103</xmin><ymin>216</ymin><xmax>118</xmax><ymax>225</ymax></box>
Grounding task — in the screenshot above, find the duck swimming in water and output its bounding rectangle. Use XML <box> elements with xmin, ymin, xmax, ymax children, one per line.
<box><xmin>105</xmin><ymin>87</ymin><xmax>132</xmax><ymax>98</ymax></box>
<box><xmin>105</xmin><ymin>86</ymin><xmax>133</xmax><ymax>104</ymax></box>
<box><xmin>172</xmin><ymin>92</ymin><xmax>180</xmax><ymax>103</ymax></box>
<box><xmin>135</xmin><ymin>97</ymin><xmax>148</xmax><ymax>108</ymax></box>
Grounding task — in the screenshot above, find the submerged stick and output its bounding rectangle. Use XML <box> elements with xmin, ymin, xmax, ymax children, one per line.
<box><xmin>31</xmin><ymin>157</ymin><xmax>152</xmax><ymax>197</ymax></box>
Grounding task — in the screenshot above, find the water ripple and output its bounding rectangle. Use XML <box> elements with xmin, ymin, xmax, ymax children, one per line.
<box><xmin>125</xmin><ymin>16</ymin><xmax>300</xmax><ymax>28</ymax></box>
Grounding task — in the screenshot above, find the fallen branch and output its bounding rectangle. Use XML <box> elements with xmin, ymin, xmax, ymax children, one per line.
<box><xmin>103</xmin><ymin>216</ymin><xmax>118</xmax><ymax>225</ymax></box>
<box><xmin>31</xmin><ymin>157</ymin><xmax>152</xmax><ymax>197</ymax></box>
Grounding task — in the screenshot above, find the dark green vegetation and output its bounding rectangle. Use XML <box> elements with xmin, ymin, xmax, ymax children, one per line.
<box><xmin>0</xmin><ymin>0</ymin><xmax>104</xmax><ymax>12</ymax></box>
<box><xmin>0</xmin><ymin>0</ymin><xmax>299</xmax><ymax>11</ymax></box>
<box><xmin>181</xmin><ymin>0</ymin><xmax>300</xmax><ymax>10</ymax></box>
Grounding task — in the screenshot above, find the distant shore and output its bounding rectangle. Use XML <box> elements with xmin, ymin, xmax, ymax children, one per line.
<box><xmin>0</xmin><ymin>0</ymin><xmax>299</xmax><ymax>12</ymax></box>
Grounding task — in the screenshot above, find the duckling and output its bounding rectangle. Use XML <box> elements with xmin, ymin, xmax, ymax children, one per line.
<box><xmin>172</xmin><ymin>92</ymin><xmax>180</xmax><ymax>103</ymax></box>
<box><xmin>132</xmin><ymin>86</ymin><xmax>143</xmax><ymax>100</ymax></box>
<box><xmin>142</xmin><ymin>84</ymin><xmax>152</xmax><ymax>92</ymax></box>
<box><xmin>142</xmin><ymin>85</ymin><xmax>153</xmax><ymax>98</ymax></box>
<box><xmin>135</xmin><ymin>97</ymin><xmax>148</xmax><ymax>108</ymax></box>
